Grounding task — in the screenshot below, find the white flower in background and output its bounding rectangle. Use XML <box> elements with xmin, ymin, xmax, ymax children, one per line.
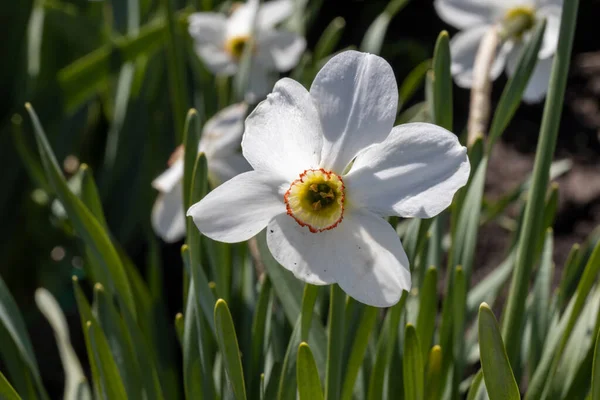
<box><xmin>187</xmin><ymin>51</ymin><xmax>470</xmax><ymax>307</ymax></box>
<box><xmin>435</xmin><ymin>0</ymin><xmax>563</xmax><ymax>103</ymax></box>
<box><xmin>188</xmin><ymin>0</ymin><xmax>306</xmax><ymax>102</ymax></box>
<box><xmin>152</xmin><ymin>103</ymin><xmax>250</xmax><ymax>243</ymax></box>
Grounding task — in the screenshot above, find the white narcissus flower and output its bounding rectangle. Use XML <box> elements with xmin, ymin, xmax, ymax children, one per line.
<box><xmin>188</xmin><ymin>0</ymin><xmax>306</xmax><ymax>102</ymax></box>
<box><xmin>152</xmin><ymin>103</ymin><xmax>250</xmax><ymax>243</ymax></box>
<box><xmin>435</xmin><ymin>0</ymin><xmax>562</xmax><ymax>103</ymax></box>
<box><xmin>187</xmin><ymin>51</ymin><xmax>470</xmax><ymax>307</ymax></box>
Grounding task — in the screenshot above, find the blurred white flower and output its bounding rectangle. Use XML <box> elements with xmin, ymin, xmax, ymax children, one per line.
<box><xmin>188</xmin><ymin>0</ymin><xmax>306</xmax><ymax>102</ymax></box>
<box><xmin>435</xmin><ymin>0</ymin><xmax>562</xmax><ymax>103</ymax></box>
<box><xmin>187</xmin><ymin>51</ymin><xmax>470</xmax><ymax>307</ymax></box>
<box><xmin>152</xmin><ymin>103</ymin><xmax>250</xmax><ymax>243</ymax></box>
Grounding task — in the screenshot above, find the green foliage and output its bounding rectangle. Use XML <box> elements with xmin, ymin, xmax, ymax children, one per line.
<box><xmin>1</xmin><ymin>1</ymin><xmax>595</xmax><ymax>400</ymax></box>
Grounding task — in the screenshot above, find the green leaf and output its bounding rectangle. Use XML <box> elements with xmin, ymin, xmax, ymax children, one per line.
<box><xmin>249</xmin><ymin>278</ymin><xmax>272</xmax><ymax>398</ymax></box>
<box><xmin>501</xmin><ymin>0</ymin><xmax>580</xmax><ymax>365</ymax></box>
<box><xmin>399</xmin><ymin>59</ymin><xmax>431</xmax><ymax>107</ymax></box>
<box><xmin>466</xmin><ymin>370</ymin><xmax>485</xmax><ymax>400</ymax></box>
<box><xmin>417</xmin><ymin>266</ymin><xmax>438</xmax><ymax>362</ymax></box>
<box><xmin>215</xmin><ymin>299</ymin><xmax>247</xmax><ymax>400</ymax></box>
<box><xmin>78</xmin><ymin>164</ymin><xmax>108</xmax><ymax>229</ymax></box>
<box><xmin>478</xmin><ymin>303</ymin><xmax>520</xmax><ymax>400</ymax></box>
<box><xmin>425</xmin><ymin>346</ymin><xmax>443</xmax><ymax>400</ymax></box>
<box><xmin>300</xmin><ymin>284</ymin><xmax>319</xmax><ymax>342</ymax></box>
<box><xmin>73</xmin><ymin>278</ymin><xmax>128</xmax><ymax>400</ymax></box>
<box><xmin>182</xmin><ymin>279</ymin><xmax>208</xmax><ymax>400</ymax></box>
<box><xmin>592</xmin><ymin>326</ymin><xmax>600</xmax><ymax>400</ymax></box>
<box><xmin>432</xmin><ymin>30</ymin><xmax>453</xmax><ymax>130</ymax></box>
<box><xmin>313</xmin><ymin>17</ymin><xmax>346</xmax><ymax>62</ymax></box>
<box><xmin>0</xmin><ymin>274</ymin><xmax>48</xmax><ymax>400</ymax></box>
<box><xmin>340</xmin><ymin>305</ymin><xmax>378</xmax><ymax>400</ymax></box>
<box><xmin>183</xmin><ymin>109</ymin><xmax>201</xmax><ymax>211</ymax></box>
<box><xmin>297</xmin><ymin>342</ymin><xmax>324</xmax><ymax>400</ymax></box>
<box><xmin>360</xmin><ymin>0</ymin><xmax>411</xmax><ymax>54</ymax></box>
<box><xmin>403</xmin><ymin>324</ymin><xmax>424</xmax><ymax>400</ymax></box>
<box><xmin>25</xmin><ymin>103</ymin><xmax>136</xmax><ymax>318</ymax></box>
<box><xmin>34</xmin><ymin>288</ymin><xmax>90</xmax><ymax>400</ymax></box>
<box><xmin>0</xmin><ymin>370</ymin><xmax>21</xmax><ymax>400</ymax></box>
<box><xmin>487</xmin><ymin>20</ymin><xmax>546</xmax><ymax>152</ymax></box>
<box><xmin>452</xmin><ymin>267</ymin><xmax>468</xmax><ymax>398</ymax></box>
<box><xmin>325</xmin><ymin>285</ymin><xmax>346</xmax><ymax>400</ymax></box>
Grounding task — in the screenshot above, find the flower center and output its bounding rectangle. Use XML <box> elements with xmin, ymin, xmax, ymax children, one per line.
<box><xmin>502</xmin><ymin>6</ymin><xmax>536</xmax><ymax>39</ymax></box>
<box><xmin>225</xmin><ymin>36</ymin><xmax>251</xmax><ymax>60</ymax></box>
<box><xmin>284</xmin><ymin>169</ymin><xmax>345</xmax><ymax>233</ymax></box>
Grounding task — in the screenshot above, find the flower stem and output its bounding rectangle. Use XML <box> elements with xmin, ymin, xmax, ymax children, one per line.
<box><xmin>467</xmin><ymin>25</ymin><xmax>500</xmax><ymax>147</ymax></box>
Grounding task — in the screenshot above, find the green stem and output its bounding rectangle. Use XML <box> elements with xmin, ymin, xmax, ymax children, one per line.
<box><xmin>325</xmin><ymin>285</ymin><xmax>345</xmax><ymax>400</ymax></box>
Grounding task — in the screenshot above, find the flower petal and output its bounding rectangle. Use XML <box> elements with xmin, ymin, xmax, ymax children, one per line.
<box><xmin>450</xmin><ymin>26</ymin><xmax>510</xmax><ymax>88</ymax></box>
<box><xmin>242</xmin><ymin>78</ymin><xmax>323</xmax><ymax>180</ymax></box>
<box><xmin>258</xmin><ymin>0</ymin><xmax>294</xmax><ymax>29</ymax></box>
<box><xmin>507</xmin><ymin>51</ymin><xmax>553</xmax><ymax>103</ymax></box>
<box><xmin>200</xmin><ymin>103</ymin><xmax>248</xmax><ymax>158</ymax></box>
<box><xmin>345</xmin><ymin>123</ymin><xmax>470</xmax><ymax>218</ymax></box>
<box><xmin>266</xmin><ymin>209</ymin><xmax>411</xmax><ymax>307</ymax></box>
<box><xmin>209</xmin><ymin>153</ymin><xmax>251</xmax><ymax>186</ymax></box>
<box><xmin>152</xmin><ymin>159</ymin><xmax>183</xmax><ymax>192</ymax></box>
<box><xmin>258</xmin><ymin>30</ymin><xmax>306</xmax><ymax>72</ymax></box>
<box><xmin>434</xmin><ymin>0</ymin><xmax>504</xmax><ymax>29</ymax></box>
<box><xmin>188</xmin><ymin>13</ymin><xmax>237</xmax><ymax>75</ymax></box>
<box><xmin>537</xmin><ymin>5</ymin><xmax>561</xmax><ymax>59</ymax></box>
<box><xmin>310</xmin><ymin>50</ymin><xmax>398</xmax><ymax>173</ymax></box>
<box><xmin>187</xmin><ymin>171</ymin><xmax>286</xmax><ymax>243</ymax></box>
<box><xmin>152</xmin><ymin>182</ymin><xmax>186</xmax><ymax>243</ymax></box>
<box><xmin>227</xmin><ymin>0</ymin><xmax>259</xmax><ymax>39</ymax></box>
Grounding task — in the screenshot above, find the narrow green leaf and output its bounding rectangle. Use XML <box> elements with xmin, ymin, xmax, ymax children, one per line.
<box><xmin>175</xmin><ymin>313</ymin><xmax>184</xmax><ymax>347</ymax></box>
<box><xmin>592</xmin><ymin>326</ymin><xmax>600</xmax><ymax>400</ymax></box>
<box><xmin>466</xmin><ymin>370</ymin><xmax>484</xmax><ymax>400</ymax></box>
<box><xmin>78</xmin><ymin>164</ymin><xmax>108</xmax><ymax>229</ymax></box>
<box><xmin>404</xmin><ymin>324</ymin><xmax>424</xmax><ymax>400</ymax></box>
<box><xmin>452</xmin><ymin>267</ymin><xmax>468</xmax><ymax>398</ymax></box>
<box><xmin>301</xmin><ymin>284</ymin><xmax>319</xmax><ymax>342</ymax></box>
<box><xmin>487</xmin><ymin>20</ymin><xmax>546</xmax><ymax>152</ymax></box>
<box><xmin>182</xmin><ymin>279</ymin><xmax>207</xmax><ymax>400</ymax></box>
<box><xmin>417</xmin><ymin>266</ymin><xmax>438</xmax><ymax>362</ymax></box>
<box><xmin>313</xmin><ymin>17</ymin><xmax>346</xmax><ymax>61</ymax></box>
<box><xmin>25</xmin><ymin>103</ymin><xmax>136</xmax><ymax>318</ymax></box>
<box><xmin>249</xmin><ymin>278</ymin><xmax>272</xmax><ymax>398</ymax></box>
<box><xmin>325</xmin><ymin>285</ymin><xmax>345</xmax><ymax>400</ymax></box>
<box><xmin>183</xmin><ymin>109</ymin><xmax>201</xmax><ymax>213</ymax></box>
<box><xmin>297</xmin><ymin>342</ymin><xmax>324</xmax><ymax>400</ymax></box>
<box><xmin>215</xmin><ymin>299</ymin><xmax>247</xmax><ymax>400</ymax></box>
<box><xmin>478</xmin><ymin>303</ymin><xmax>520</xmax><ymax>400</ymax></box>
<box><xmin>501</xmin><ymin>0</ymin><xmax>579</xmax><ymax>365</ymax></box>
<box><xmin>425</xmin><ymin>346</ymin><xmax>443</xmax><ymax>400</ymax></box>
<box><xmin>340</xmin><ymin>305</ymin><xmax>378</xmax><ymax>400</ymax></box>
<box><xmin>399</xmin><ymin>59</ymin><xmax>431</xmax><ymax>107</ymax></box>
<box><xmin>360</xmin><ymin>0</ymin><xmax>411</xmax><ymax>54</ymax></box>
<box><xmin>432</xmin><ymin>30</ymin><xmax>453</xmax><ymax>130</ymax></box>
<box><xmin>0</xmin><ymin>370</ymin><xmax>22</xmax><ymax>400</ymax></box>
<box><xmin>0</xmin><ymin>274</ymin><xmax>48</xmax><ymax>400</ymax></box>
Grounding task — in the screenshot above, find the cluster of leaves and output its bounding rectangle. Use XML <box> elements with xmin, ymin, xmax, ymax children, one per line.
<box><xmin>1</xmin><ymin>0</ymin><xmax>599</xmax><ymax>400</ymax></box>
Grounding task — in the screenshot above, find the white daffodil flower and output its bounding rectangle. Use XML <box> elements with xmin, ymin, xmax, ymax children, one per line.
<box><xmin>188</xmin><ymin>0</ymin><xmax>306</xmax><ymax>102</ymax></box>
<box><xmin>152</xmin><ymin>103</ymin><xmax>250</xmax><ymax>243</ymax></box>
<box><xmin>187</xmin><ymin>51</ymin><xmax>470</xmax><ymax>307</ymax></box>
<box><xmin>435</xmin><ymin>0</ymin><xmax>562</xmax><ymax>103</ymax></box>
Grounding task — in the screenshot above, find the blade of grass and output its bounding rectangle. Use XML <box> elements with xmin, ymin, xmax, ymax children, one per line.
<box><xmin>297</xmin><ymin>342</ymin><xmax>324</xmax><ymax>400</ymax></box>
<box><xmin>215</xmin><ymin>299</ymin><xmax>247</xmax><ymax>400</ymax></box>
<box><xmin>501</xmin><ymin>0</ymin><xmax>579</xmax><ymax>365</ymax></box>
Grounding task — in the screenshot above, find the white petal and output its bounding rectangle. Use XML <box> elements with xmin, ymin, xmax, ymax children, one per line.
<box><xmin>310</xmin><ymin>50</ymin><xmax>398</xmax><ymax>173</ymax></box>
<box><xmin>537</xmin><ymin>5</ymin><xmax>561</xmax><ymax>59</ymax></box>
<box><xmin>258</xmin><ymin>0</ymin><xmax>294</xmax><ymax>29</ymax></box>
<box><xmin>450</xmin><ymin>26</ymin><xmax>510</xmax><ymax>88</ymax></box>
<box><xmin>242</xmin><ymin>78</ymin><xmax>323</xmax><ymax>180</ymax></box>
<box><xmin>266</xmin><ymin>210</ymin><xmax>411</xmax><ymax>307</ymax></box>
<box><xmin>345</xmin><ymin>123</ymin><xmax>470</xmax><ymax>218</ymax></box>
<box><xmin>209</xmin><ymin>153</ymin><xmax>251</xmax><ymax>186</ymax></box>
<box><xmin>152</xmin><ymin>159</ymin><xmax>183</xmax><ymax>192</ymax></box>
<box><xmin>200</xmin><ymin>103</ymin><xmax>248</xmax><ymax>158</ymax></box>
<box><xmin>152</xmin><ymin>182</ymin><xmax>186</xmax><ymax>243</ymax></box>
<box><xmin>227</xmin><ymin>0</ymin><xmax>259</xmax><ymax>39</ymax></box>
<box><xmin>187</xmin><ymin>171</ymin><xmax>286</xmax><ymax>243</ymax></box>
<box><xmin>188</xmin><ymin>13</ymin><xmax>237</xmax><ymax>75</ymax></box>
<box><xmin>506</xmin><ymin>53</ymin><xmax>553</xmax><ymax>103</ymax></box>
<box><xmin>434</xmin><ymin>0</ymin><xmax>505</xmax><ymax>29</ymax></box>
<box><xmin>258</xmin><ymin>30</ymin><xmax>306</xmax><ymax>72</ymax></box>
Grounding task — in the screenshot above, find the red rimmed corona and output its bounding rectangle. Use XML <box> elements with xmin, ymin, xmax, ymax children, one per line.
<box><xmin>284</xmin><ymin>169</ymin><xmax>345</xmax><ymax>233</ymax></box>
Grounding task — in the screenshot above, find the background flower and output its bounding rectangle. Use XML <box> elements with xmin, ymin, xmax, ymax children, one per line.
<box><xmin>188</xmin><ymin>0</ymin><xmax>306</xmax><ymax>102</ymax></box>
<box><xmin>152</xmin><ymin>103</ymin><xmax>249</xmax><ymax>243</ymax></box>
<box><xmin>435</xmin><ymin>0</ymin><xmax>563</xmax><ymax>102</ymax></box>
<box><xmin>188</xmin><ymin>51</ymin><xmax>470</xmax><ymax>307</ymax></box>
